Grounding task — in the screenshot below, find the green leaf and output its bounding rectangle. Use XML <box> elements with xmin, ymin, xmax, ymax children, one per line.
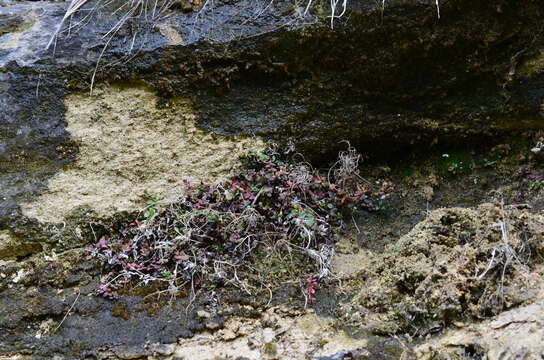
<box><xmin>144</xmin><ymin>208</ymin><xmax>156</xmax><ymax>218</ymax></box>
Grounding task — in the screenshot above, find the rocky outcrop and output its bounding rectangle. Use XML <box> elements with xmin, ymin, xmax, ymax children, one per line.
<box><xmin>2</xmin><ymin>0</ymin><xmax>544</xmax><ymax>358</ymax></box>
<box><xmin>20</xmin><ymin>85</ymin><xmax>263</xmax><ymax>223</ymax></box>
<box><xmin>2</xmin><ymin>0</ymin><xmax>544</xmax><ymax>233</ymax></box>
<box><xmin>352</xmin><ymin>203</ymin><xmax>544</xmax><ymax>335</ymax></box>
<box><xmin>415</xmin><ymin>296</ymin><xmax>544</xmax><ymax>359</ymax></box>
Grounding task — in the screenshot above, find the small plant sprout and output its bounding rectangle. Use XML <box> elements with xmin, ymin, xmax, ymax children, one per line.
<box><xmin>531</xmin><ymin>180</ymin><xmax>542</xmax><ymax>192</ymax></box>
<box><xmin>143</xmin><ymin>188</ymin><xmax>160</xmax><ymax>219</ymax></box>
<box><xmin>447</xmin><ymin>161</ymin><xmax>463</xmax><ymax>174</ymax></box>
<box><xmin>304</xmin><ymin>277</ymin><xmax>318</xmax><ymax>305</ymax></box>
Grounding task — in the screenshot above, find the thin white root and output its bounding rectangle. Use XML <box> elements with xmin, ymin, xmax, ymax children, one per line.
<box><xmin>53</xmin><ymin>289</ymin><xmax>81</xmax><ymax>333</ymax></box>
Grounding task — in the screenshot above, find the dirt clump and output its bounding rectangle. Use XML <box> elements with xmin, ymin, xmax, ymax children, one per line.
<box><xmin>356</xmin><ymin>202</ymin><xmax>544</xmax><ymax>335</ymax></box>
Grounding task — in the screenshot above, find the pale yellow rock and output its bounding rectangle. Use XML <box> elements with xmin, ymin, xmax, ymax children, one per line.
<box><xmin>156</xmin><ymin>23</ymin><xmax>183</xmax><ymax>45</ymax></box>
<box><xmin>0</xmin><ymin>230</ymin><xmax>41</xmax><ymax>260</ymax></box>
<box><xmin>172</xmin><ymin>309</ymin><xmax>372</xmax><ymax>360</ymax></box>
<box><xmin>20</xmin><ymin>85</ymin><xmax>264</xmax><ymax>222</ymax></box>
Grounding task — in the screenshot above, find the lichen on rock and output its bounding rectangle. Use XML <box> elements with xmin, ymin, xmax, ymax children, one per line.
<box><xmin>20</xmin><ymin>84</ymin><xmax>264</xmax><ymax>223</ymax></box>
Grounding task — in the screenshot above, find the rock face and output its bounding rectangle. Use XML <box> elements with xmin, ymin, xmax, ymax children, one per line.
<box><xmin>2</xmin><ymin>0</ymin><xmax>544</xmax><ymax>235</ymax></box>
<box><xmin>2</xmin><ymin>0</ymin><xmax>544</xmax><ymax>358</ymax></box>
<box><xmin>415</xmin><ymin>296</ymin><xmax>544</xmax><ymax>359</ymax></box>
<box><xmin>20</xmin><ymin>85</ymin><xmax>263</xmax><ymax>223</ymax></box>
<box><xmin>354</xmin><ymin>203</ymin><xmax>544</xmax><ymax>335</ymax></box>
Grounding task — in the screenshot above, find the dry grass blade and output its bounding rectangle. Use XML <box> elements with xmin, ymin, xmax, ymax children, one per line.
<box><xmin>53</xmin><ymin>289</ymin><xmax>81</xmax><ymax>333</ymax></box>
<box><xmin>475</xmin><ymin>198</ymin><xmax>532</xmax><ymax>311</ymax></box>
<box><xmin>48</xmin><ymin>0</ymin><xmax>179</xmax><ymax>93</ymax></box>
<box><xmin>47</xmin><ymin>0</ymin><xmax>91</xmax><ymax>50</ymax></box>
<box><xmin>328</xmin><ymin>141</ymin><xmax>367</xmax><ymax>187</ymax></box>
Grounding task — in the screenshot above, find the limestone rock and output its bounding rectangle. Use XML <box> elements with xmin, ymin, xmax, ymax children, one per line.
<box><xmin>415</xmin><ymin>298</ymin><xmax>544</xmax><ymax>360</ymax></box>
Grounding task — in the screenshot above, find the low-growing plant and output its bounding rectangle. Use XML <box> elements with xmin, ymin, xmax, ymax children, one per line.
<box><xmin>530</xmin><ymin>180</ymin><xmax>542</xmax><ymax>192</ymax></box>
<box><xmin>143</xmin><ymin>188</ymin><xmax>160</xmax><ymax>219</ymax></box>
<box><xmin>88</xmin><ymin>146</ymin><xmax>383</xmax><ymax>300</ymax></box>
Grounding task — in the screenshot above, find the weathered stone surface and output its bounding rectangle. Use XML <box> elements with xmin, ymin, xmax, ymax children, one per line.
<box><xmin>2</xmin><ymin>1</ymin><xmax>544</xmax><ymax>358</ymax></box>
<box><xmin>0</xmin><ymin>230</ymin><xmax>40</xmax><ymax>259</ymax></box>
<box><xmin>415</xmin><ymin>296</ymin><xmax>544</xmax><ymax>360</ymax></box>
<box><xmin>19</xmin><ymin>85</ymin><xmax>264</xmax><ymax>223</ymax></box>
<box><xmin>2</xmin><ymin>0</ymin><xmax>544</xmax><ymax>235</ymax></box>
